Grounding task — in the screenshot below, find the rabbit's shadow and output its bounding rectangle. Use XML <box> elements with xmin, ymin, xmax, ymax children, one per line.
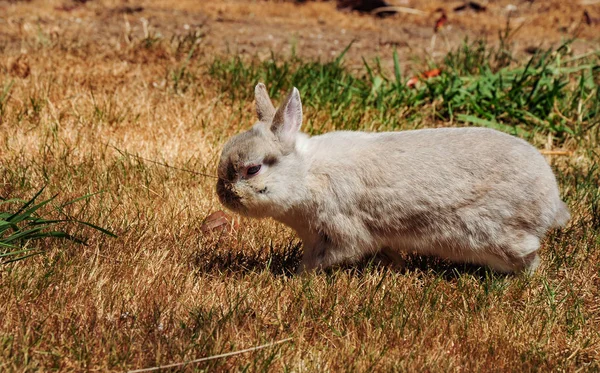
<box><xmin>191</xmin><ymin>240</ymin><xmax>302</xmax><ymax>277</ymax></box>
<box><xmin>192</xmin><ymin>242</ymin><xmax>508</xmax><ymax>282</ymax></box>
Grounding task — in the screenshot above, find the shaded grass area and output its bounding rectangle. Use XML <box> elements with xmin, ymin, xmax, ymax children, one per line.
<box><xmin>0</xmin><ymin>23</ymin><xmax>599</xmax><ymax>373</ymax></box>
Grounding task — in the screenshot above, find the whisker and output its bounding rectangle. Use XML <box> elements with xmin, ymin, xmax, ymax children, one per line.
<box><xmin>105</xmin><ymin>142</ymin><xmax>218</xmax><ymax>179</ymax></box>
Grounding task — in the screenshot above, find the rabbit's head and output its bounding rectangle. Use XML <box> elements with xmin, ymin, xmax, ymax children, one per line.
<box><xmin>216</xmin><ymin>83</ymin><xmax>306</xmax><ymax>218</ymax></box>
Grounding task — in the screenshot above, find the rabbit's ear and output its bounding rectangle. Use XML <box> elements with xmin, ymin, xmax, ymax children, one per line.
<box><xmin>271</xmin><ymin>87</ymin><xmax>302</xmax><ymax>141</ymax></box>
<box><xmin>255</xmin><ymin>83</ymin><xmax>275</xmax><ymax>122</ymax></box>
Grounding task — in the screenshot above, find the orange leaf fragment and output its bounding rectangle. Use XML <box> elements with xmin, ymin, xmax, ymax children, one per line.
<box><xmin>422</xmin><ymin>68</ymin><xmax>441</xmax><ymax>78</ymax></box>
<box><xmin>406</xmin><ymin>68</ymin><xmax>442</xmax><ymax>88</ymax></box>
<box><xmin>434</xmin><ymin>12</ymin><xmax>447</xmax><ymax>33</ymax></box>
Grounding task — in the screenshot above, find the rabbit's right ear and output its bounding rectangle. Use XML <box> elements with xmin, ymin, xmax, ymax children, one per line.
<box><xmin>255</xmin><ymin>83</ymin><xmax>275</xmax><ymax>122</ymax></box>
<box><xmin>271</xmin><ymin>87</ymin><xmax>302</xmax><ymax>143</ymax></box>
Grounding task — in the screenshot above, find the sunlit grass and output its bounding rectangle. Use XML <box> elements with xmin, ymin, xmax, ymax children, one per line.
<box><xmin>0</xmin><ymin>8</ymin><xmax>599</xmax><ymax>373</ymax></box>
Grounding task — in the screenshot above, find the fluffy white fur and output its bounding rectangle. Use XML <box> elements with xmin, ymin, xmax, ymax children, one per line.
<box><xmin>216</xmin><ymin>83</ymin><xmax>570</xmax><ymax>274</ymax></box>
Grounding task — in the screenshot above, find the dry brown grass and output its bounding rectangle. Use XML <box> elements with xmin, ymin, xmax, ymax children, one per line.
<box><xmin>1</xmin><ymin>1</ymin><xmax>599</xmax><ymax>372</ymax></box>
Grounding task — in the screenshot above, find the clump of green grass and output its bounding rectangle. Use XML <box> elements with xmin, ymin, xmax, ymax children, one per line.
<box><xmin>209</xmin><ymin>40</ymin><xmax>599</xmax><ymax>143</ymax></box>
<box><xmin>1</xmin><ymin>188</ymin><xmax>116</xmax><ymax>264</ymax></box>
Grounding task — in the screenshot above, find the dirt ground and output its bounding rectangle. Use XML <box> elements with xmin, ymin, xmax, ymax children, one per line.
<box><xmin>2</xmin><ymin>0</ymin><xmax>599</xmax><ymax>73</ymax></box>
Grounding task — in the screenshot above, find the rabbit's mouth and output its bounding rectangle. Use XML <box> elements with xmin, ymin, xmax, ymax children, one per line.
<box><xmin>216</xmin><ymin>179</ymin><xmax>246</xmax><ymax>213</ymax></box>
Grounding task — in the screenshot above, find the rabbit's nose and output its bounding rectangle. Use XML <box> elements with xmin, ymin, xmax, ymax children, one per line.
<box><xmin>217</xmin><ymin>179</ymin><xmax>242</xmax><ymax>208</ymax></box>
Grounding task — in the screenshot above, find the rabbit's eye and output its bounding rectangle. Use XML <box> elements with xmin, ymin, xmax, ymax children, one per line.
<box><xmin>247</xmin><ymin>165</ymin><xmax>261</xmax><ymax>176</ymax></box>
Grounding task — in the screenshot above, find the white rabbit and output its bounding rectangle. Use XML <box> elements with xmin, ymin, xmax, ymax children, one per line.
<box><xmin>216</xmin><ymin>83</ymin><xmax>570</xmax><ymax>274</ymax></box>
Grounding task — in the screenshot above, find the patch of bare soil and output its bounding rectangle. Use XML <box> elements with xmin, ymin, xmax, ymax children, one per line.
<box><xmin>1</xmin><ymin>0</ymin><xmax>599</xmax><ymax>72</ymax></box>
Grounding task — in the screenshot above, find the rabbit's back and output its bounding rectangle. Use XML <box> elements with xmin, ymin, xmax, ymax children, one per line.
<box><xmin>301</xmin><ymin>127</ymin><xmax>566</xmax><ymax>271</ymax></box>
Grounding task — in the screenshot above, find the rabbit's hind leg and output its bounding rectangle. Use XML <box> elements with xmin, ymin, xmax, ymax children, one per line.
<box><xmin>505</xmin><ymin>232</ymin><xmax>541</xmax><ymax>274</ymax></box>
<box><xmin>479</xmin><ymin>233</ymin><xmax>541</xmax><ymax>274</ymax></box>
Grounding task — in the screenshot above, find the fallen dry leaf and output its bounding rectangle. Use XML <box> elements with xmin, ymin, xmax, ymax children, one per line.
<box><xmin>9</xmin><ymin>55</ymin><xmax>30</xmax><ymax>78</ymax></box>
<box><xmin>583</xmin><ymin>10</ymin><xmax>600</xmax><ymax>25</ymax></box>
<box><xmin>525</xmin><ymin>46</ymin><xmax>541</xmax><ymax>55</ymax></box>
<box><xmin>201</xmin><ymin>210</ymin><xmax>234</xmax><ymax>235</ymax></box>
<box><xmin>406</xmin><ymin>76</ymin><xmax>420</xmax><ymax>88</ymax></box>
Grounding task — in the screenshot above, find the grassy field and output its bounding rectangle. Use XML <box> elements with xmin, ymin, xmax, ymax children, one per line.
<box><xmin>1</xmin><ymin>1</ymin><xmax>600</xmax><ymax>372</ymax></box>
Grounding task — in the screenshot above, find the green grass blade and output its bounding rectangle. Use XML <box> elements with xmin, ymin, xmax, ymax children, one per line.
<box><xmin>26</xmin><ymin>231</ymin><xmax>86</xmax><ymax>245</ymax></box>
<box><xmin>7</xmin><ymin>195</ymin><xmax>59</xmax><ymax>225</ymax></box>
<box><xmin>59</xmin><ymin>191</ymin><xmax>105</xmax><ymax>208</ymax></box>
<box><xmin>6</xmin><ymin>187</ymin><xmax>46</xmax><ymax>221</ymax></box>
<box><xmin>0</xmin><ymin>219</ymin><xmax>17</xmax><ymax>233</ymax></box>
<box><xmin>393</xmin><ymin>49</ymin><xmax>401</xmax><ymax>85</ymax></box>
<box><xmin>334</xmin><ymin>40</ymin><xmax>354</xmax><ymax>66</ymax></box>
<box><xmin>2</xmin><ymin>252</ymin><xmax>42</xmax><ymax>264</ymax></box>
<box><xmin>0</xmin><ymin>198</ymin><xmax>28</xmax><ymax>205</ymax></box>
<box><xmin>75</xmin><ymin>221</ymin><xmax>117</xmax><ymax>238</ymax></box>
<box><xmin>0</xmin><ymin>247</ymin><xmax>38</xmax><ymax>258</ymax></box>
<box><xmin>0</xmin><ymin>241</ymin><xmax>19</xmax><ymax>249</ymax></box>
<box><xmin>2</xmin><ymin>227</ymin><xmax>45</xmax><ymax>243</ymax></box>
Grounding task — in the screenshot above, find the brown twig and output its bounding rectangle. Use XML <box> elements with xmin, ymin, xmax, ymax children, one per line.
<box><xmin>371</xmin><ymin>6</ymin><xmax>426</xmax><ymax>16</ymax></box>
<box><xmin>539</xmin><ymin>150</ymin><xmax>573</xmax><ymax>156</ymax></box>
<box><xmin>127</xmin><ymin>338</ymin><xmax>293</xmax><ymax>373</ymax></box>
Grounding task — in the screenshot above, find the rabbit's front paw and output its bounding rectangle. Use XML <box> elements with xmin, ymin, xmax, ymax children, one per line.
<box><xmin>296</xmin><ymin>252</ymin><xmax>323</xmax><ymax>275</ymax></box>
<box><xmin>296</xmin><ymin>239</ymin><xmax>330</xmax><ymax>275</ymax></box>
<box><xmin>376</xmin><ymin>247</ymin><xmax>406</xmax><ymax>270</ymax></box>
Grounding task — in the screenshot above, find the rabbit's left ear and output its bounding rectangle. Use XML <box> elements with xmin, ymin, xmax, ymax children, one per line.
<box><xmin>255</xmin><ymin>83</ymin><xmax>276</xmax><ymax>122</ymax></box>
<box><xmin>271</xmin><ymin>87</ymin><xmax>302</xmax><ymax>141</ymax></box>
